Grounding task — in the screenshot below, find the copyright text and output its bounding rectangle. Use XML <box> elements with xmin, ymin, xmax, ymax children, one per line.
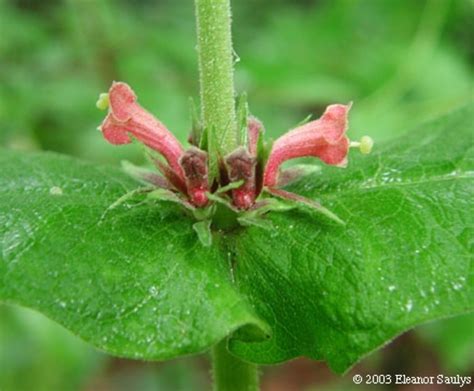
<box><xmin>352</xmin><ymin>374</ymin><xmax>471</xmax><ymax>388</ymax></box>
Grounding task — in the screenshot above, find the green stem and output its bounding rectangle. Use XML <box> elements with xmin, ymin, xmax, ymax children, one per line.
<box><xmin>212</xmin><ymin>339</ymin><xmax>259</xmax><ymax>391</ymax></box>
<box><xmin>194</xmin><ymin>2</ymin><xmax>257</xmax><ymax>389</ymax></box>
<box><xmin>195</xmin><ymin>0</ymin><xmax>238</xmax><ymax>155</ymax></box>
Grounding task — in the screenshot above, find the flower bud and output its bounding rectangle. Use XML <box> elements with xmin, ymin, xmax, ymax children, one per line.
<box><xmin>179</xmin><ymin>147</ymin><xmax>210</xmax><ymax>207</ymax></box>
<box><xmin>226</xmin><ymin>147</ymin><xmax>257</xmax><ymax>209</ymax></box>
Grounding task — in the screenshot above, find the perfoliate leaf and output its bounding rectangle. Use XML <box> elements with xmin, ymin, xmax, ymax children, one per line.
<box><xmin>0</xmin><ymin>104</ymin><xmax>472</xmax><ymax>373</ymax></box>
<box><xmin>0</xmin><ymin>150</ymin><xmax>267</xmax><ymax>360</ymax></box>
<box><xmin>228</xmin><ymin>104</ymin><xmax>474</xmax><ymax>372</ymax></box>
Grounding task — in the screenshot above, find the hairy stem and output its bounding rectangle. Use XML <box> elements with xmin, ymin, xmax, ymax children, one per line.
<box><xmin>194</xmin><ymin>2</ymin><xmax>258</xmax><ymax>389</ymax></box>
<box><xmin>212</xmin><ymin>339</ymin><xmax>259</xmax><ymax>391</ymax></box>
<box><xmin>195</xmin><ymin>0</ymin><xmax>238</xmax><ymax>155</ymax></box>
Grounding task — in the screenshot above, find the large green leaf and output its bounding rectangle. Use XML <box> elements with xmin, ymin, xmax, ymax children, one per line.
<box><xmin>229</xmin><ymin>103</ymin><xmax>474</xmax><ymax>372</ymax></box>
<box><xmin>0</xmin><ymin>104</ymin><xmax>473</xmax><ymax>373</ymax></box>
<box><xmin>0</xmin><ymin>151</ymin><xmax>267</xmax><ymax>360</ymax></box>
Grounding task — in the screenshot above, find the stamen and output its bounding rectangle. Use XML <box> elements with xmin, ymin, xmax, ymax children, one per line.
<box><xmin>96</xmin><ymin>93</ymin><xmax>109</xmax><ymax>110</ymax></box>
<box><xmin>350</xmin><ymin>136</ymin><xmax>373</xmax><ymax>154</ymax></box>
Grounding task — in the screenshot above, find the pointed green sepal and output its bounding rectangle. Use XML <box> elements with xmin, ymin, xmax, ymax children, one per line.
<box><xmin>236</xmin><ymin>93</ymin><xmax>249</xmax><ymax>147</ymax></box>
<box><xmin>121</xmin><ymin>161</ymin><xmax>170</xmax><ymax>188</ymax></box>
<box><xmin>295</xmin><ymin>113</ymin><xmax>313</xmax><ymax>127</ymax></box>
<box><xmin>193</xmin><ymin>220</ymin><xmax>213</xmax><ymax>247</ymax></box>
<box><xmin>189</xmin><ymin>97</ymin><xmax>203</xmax><ymax>147</ymax></box>
<box><xmin>237</xmin><ymin>216</ymin><xmax>273</xmax><ymax>230</ymax></box>
<box><xmin>147</xmin><ymin>188</ymin><xmax>195</xmax><ymax>211</ymax></box>
<box><xmin>265</xmin><ymin>188</ymin><xmax>345</xmax><ymax>225</ymax></box>
<box><xmin>215</xmin><ymin>180</ymin><xmax>245</xmax><ymax>194</ymax></box>
<box><xmin>206</xmin><ymin>192</ymin><xmax>239</xmax><ymax>212</ymax></box>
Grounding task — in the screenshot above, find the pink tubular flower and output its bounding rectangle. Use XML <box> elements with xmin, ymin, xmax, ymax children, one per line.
<box><xmin>98</xmin><ymin>82</ymin><xmax>371</xmax><ymax>217</ymax></box>
<box><xmin>263</xmin><ymin>104</ymin><xmax>351</xmax><ymax>187</ymax></box>
<box><xmin>99</xmin><ymin>82</ymin><xmax>185</xmax><ymax>180</ymax></box>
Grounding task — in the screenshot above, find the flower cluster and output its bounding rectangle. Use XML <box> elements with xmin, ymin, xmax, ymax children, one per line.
<box><xmin>97</xmin><ymin>82</ymin><xmax>372</xmax><ymax>222</ymax></box>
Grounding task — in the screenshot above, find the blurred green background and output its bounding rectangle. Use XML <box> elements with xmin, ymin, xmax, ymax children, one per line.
<box><xmin>0</xmin><ymin>0</ymin><xmax>473</xmax><ymax>390</ymax></box>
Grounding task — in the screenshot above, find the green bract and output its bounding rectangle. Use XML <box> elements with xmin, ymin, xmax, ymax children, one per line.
<box><xmin>0</xmin><ymin>104</ymin><xmax>472</xmax><ymax>373</ymax></box>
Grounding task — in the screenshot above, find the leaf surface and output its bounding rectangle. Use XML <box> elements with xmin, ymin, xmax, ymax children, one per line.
<box><xmin>228</xmin><ymin>104</ymin><xmax>474</xmax><ymax>372</ymax></box>
<box><xmin>0</xmin><ymin>151</ymin><xmax>266</xmax><ymax>360</ymax></box>
<box><xmin>0</xmin><ymin>104</ymin><xmax>473</xmax><ymax>372</ymax></box>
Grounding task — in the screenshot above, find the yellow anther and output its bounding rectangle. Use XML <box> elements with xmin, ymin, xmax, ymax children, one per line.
<box><xmin>359</xmin><ymin>136</ymin><xmax>374</xmax><ymax>154</ymax></box>
<box><xmin>96</xmin><ymin>93</ymin><xmax>109</xmax><ymax>110</ymax></box>
<box><xmin>351</xmin><ymin>136</ymin><xmax>374</xmax><ymax>155</ymax></box>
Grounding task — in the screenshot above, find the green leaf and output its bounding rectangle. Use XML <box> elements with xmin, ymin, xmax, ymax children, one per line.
<box><xmin>228</xmin><ymin>104</ymin><xmax>474</xmax><ymax>372</ymax></box>
<box><xmin>0</xmin><ymin>150</ymin><xmax>268</xmax><ymax>361</ymax></box>
<box><xmin>0</xmin><ymin>104</ymin><xmax>473</xmax><ymax>373</ymax></box>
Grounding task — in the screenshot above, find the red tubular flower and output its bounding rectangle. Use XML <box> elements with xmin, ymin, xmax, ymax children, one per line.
<box><xmin>99</xmin><ymin>82</ymin><xmax>185</xmax><ymax>180</ymax></box>
<box><xmin>98</xmin><ymin>82</ymin><xmax>368</xmax><ymax>217</ymax></box>
<box><xmin>263</xmin><ymin>104</ymin><xmax>351</xmax><ymax>188</ymax></box>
